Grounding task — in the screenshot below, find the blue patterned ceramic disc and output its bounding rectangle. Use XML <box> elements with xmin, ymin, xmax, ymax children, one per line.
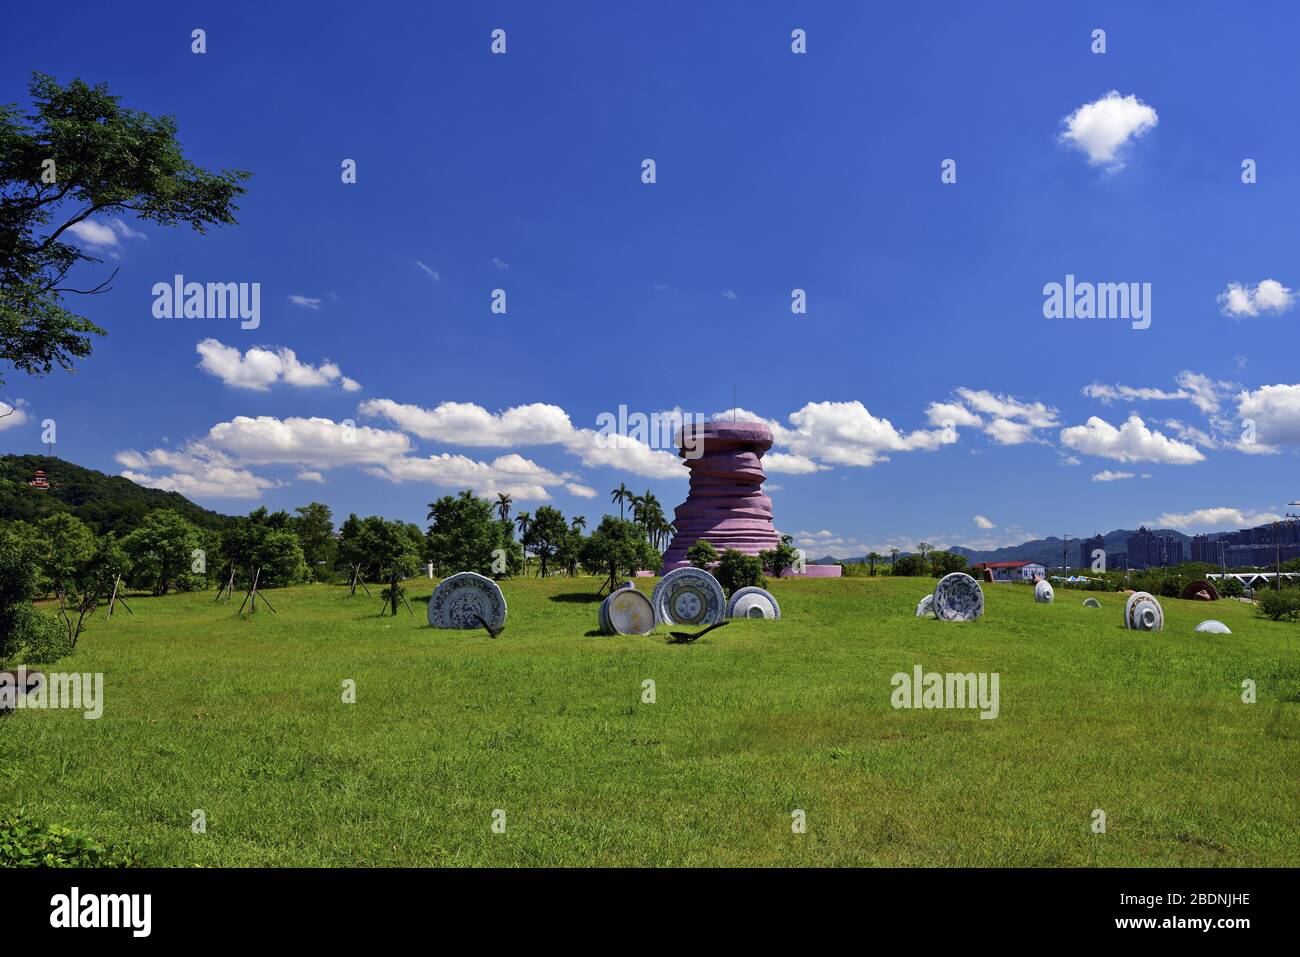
<box><xmin>726</xmin><ymin>586</ymin><xmax>780</xmax><ymax>620</ymax></box>
<box><xmin>932</xmin><ymin>573</ymin><xmax>984</xmax><ymax>622</ymax></box>
<box><xmin>916</xmin><ymin>594</ymin><xmax>935</xmax><ymax>617</ymax></box>
<box><xmin>428</xmin><ymin>572</ymin><xmax>507</xmax><ymax>629</ymax></box>
<box><xmin>652</xmin><ymin>567</ymin><xmax>725</xmax><ymax>625</ymax></box>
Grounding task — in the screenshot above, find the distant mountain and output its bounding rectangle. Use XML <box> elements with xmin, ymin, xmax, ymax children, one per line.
<box><xmin>948</xmin><ymin>529</ymin><xmax>1193</xmax><ymax>567</ymax></box>
<box><xmin>0</xmin><ymin>454</ymin><xmax>234</xmax><ymax>537</ymax></box>
<box><xmin>815</xmin><ymin>528</ymin><xmax>1197</xmax><ymax>568</ymax></box>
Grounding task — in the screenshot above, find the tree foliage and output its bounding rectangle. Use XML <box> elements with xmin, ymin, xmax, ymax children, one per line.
<box><xmin>0</xmin><ymin>73</ymin><xmax>250</xmax><ymax>388</ymax></box>
<box><xmin>523</xmin><ymin>506</ymin><xmax>568</xmax><ymax>577</ymax></box>
<box><xmin>714</xmin><ymin>548</ymin><xmax>765</xmax><ymax>596</ymax></box>
<box><xmin>425</xmin><ymin>492</ymin><xmax>511</xmax><ymax>578</ymax></box>
<box><xmin>686</xmin><ymin>539</ymin><xmax>718</xmax><ymax>568</ymax></box>
<box><xmin>580</xmin><ymin>517</ymin><xmax>658</xmax><ymax>591</ymax></box>
<box><xmin>759</xmin><ymin>535</ymin><xmax>799</xmax><ymax>579</ymax></box>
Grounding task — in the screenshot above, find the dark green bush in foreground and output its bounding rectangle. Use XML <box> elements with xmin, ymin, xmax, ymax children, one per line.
<box><xmin>0</xmin><ymin>813</ymin><xmax>142</xmax><ymax>868</ymax></box>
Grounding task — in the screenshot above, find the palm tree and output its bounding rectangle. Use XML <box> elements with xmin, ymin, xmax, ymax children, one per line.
<box><xmin>867</xmin><ymin>551</ymin><xmax>882</xmax><ymax>576</ymax></box>
<box><xmin>916</xmin><ymin>542</ymin><xmax>933</xmax><ymax>576</ymax></box>
<box><xmin>571</xmin><ymin>515</ymin><xmax>587</xmax><ymax>533</ymax></box>
<box><xmin>611</xmin><ymin>483</ymin><xmax>632</xmax><ymax>520</ymax></box>
<box><xmin>495</xmin><ymin>492</ymin><xmax>512</xmax><ymax>523</ymax></box>
<box><xmin>515</xmin><ymin>511</ymin><xmax>531</xmax><ymax>575</ymax></box>
<box><xmin>629</xmin><ymin>493</ymin><xmax>647</xmax><ymax>528</ymax></box>
<box><xmin>639</xmin><ymin>496</ymin><xmax>667</xmax><ymax>548</ymax></box>
<box><xmin>889</xmin><ymin>547</ymin><xmax>899</xmax><ymax>572</ymax></box>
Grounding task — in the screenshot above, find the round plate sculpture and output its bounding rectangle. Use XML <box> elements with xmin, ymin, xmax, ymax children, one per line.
<box><xmin>1195</xmin><ymin>619</ymin><xmax>1231</xmax><ymax>634</ymax></box>
<box><xmin>726</xmin><ymin>586</ymin><xmax>780</xmax><ymax>620</ymax></box>
<box><xmin>1180</xmin><ymin>579</ymin><xmax>1220</xmax><ymax>601</ymax></box>
<box><xmin>1124</xmin><ymin>591</ymin><xmax>1164</xmax><ymax>632</ymax></box>
<box><xmin>1082</xmin><ymin>597</ymin><xmax>1101</xmax><ymax>608</ymax></box>
<box><xmin>1034</xmin><ymin>580</ymin><xmax>1055</xmax><ymax>603</ymax></box>
<box><xmin>428</xmin><ymin>572</ymin><xmax>507</xmax><ymax>630</ymax></box>
<box><xmin>932</xmin><ymin>573</ymin><xmax>984</xmax><ymax>622</ymax></box>
<box><xmin>652</xmin><ymin>567</ymin><xmax>726</xmax><ymax>626</ymax></box>
<box><xmin>916</xmin><ymin>594</ymin><xmax>935</xmax><ymax>617</ymax></box>
<box><xmin>607</xmin><ymin>588</ymin><xmax>655</xmax><ymax>635</ymax></box>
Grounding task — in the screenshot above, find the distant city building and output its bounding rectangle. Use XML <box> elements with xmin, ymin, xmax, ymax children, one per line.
<box><xmin>1125</xmin><ymin>526</ymin><xmax>1184</xmax><ymax>569</ymax></box>
<box><xmin>27</xmin><ymin>469</ymin><xmax>49</xmax><ymax>490</ymax></box>
<box><xmin>1202</xmin><ymin>519</ymin><xmax>1300</xmax><ymax>568</ymax></box>
<box><xmin>1080</xmin><ymin>534</ymin><xmax>1105</xmax><ymax>569</ymax></box>
<box><xmin>1191</xmin><ymin>534</ymin><xmax>1224</xmax><ymax>566</ymax></box>
<box><xmin>974</xmin><ymin>560</ymin><xmax>1046</xmax><ymax>582</ymax></box>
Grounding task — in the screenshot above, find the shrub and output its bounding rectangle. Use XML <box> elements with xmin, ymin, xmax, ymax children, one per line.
<box><xmin>0</xmin><ymin>813</ymin><xmax>142</xmax><ymax>868</ymax></box>
<box><xmin>893</xmin><ymin>554</ymin><xmax>924</xmax><ymax>577</ymax></box>
<box><xmin>0</xmin><ymin>533</ymin><xmax>69</xmax><ymax>666</ymax></box>
<box><xmin>686</xmin><ymin>539</ymin><xmax>718</xmax><ymax>569</ymax></box>
<box><xmin>1218</xmin><ymin>577</ymin><xmax>1244</xmax><ymax>598</ymax></box>
<box><xmin>1256</xmin><ymin>588</ymin><xmax>1300</xmax><ymax>622</ymax></box>
<box><xmin>759</xmin><ymin>537</ymin><xmax>800</xmax><ymax>579</ymax></box>
<box><xmin>714</xmin><ymin>549</ymin><xmax>764</xmax><ymax>596</ymax></box>
<box><xmin>9</xmin><ymin>605</ymin><xmax>71</xmax><ymax>664</ymax></box>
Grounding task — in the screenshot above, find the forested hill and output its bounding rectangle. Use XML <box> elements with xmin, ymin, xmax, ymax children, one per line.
<box><xmin>0</xmin><ymin>454</ymin><xmax>234</xmax><ymax>536</ymax></box>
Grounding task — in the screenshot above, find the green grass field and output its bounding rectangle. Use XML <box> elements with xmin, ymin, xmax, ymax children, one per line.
<box><xmin>2</xmin><ymin>575</ymin><xmax>1297</xmax><ymax>866</ymax></box>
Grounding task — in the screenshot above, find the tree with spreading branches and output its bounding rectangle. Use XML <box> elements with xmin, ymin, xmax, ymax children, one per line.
<box><xmin>0</xmin><ymin>73</ymin><xmax>250</xmax><ymax>389</ymax></box>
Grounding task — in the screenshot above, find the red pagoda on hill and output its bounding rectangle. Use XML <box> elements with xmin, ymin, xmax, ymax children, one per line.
<box><xmin>28</xmin><ymin>469</ymin><xmax>50</xmax><ymax>490</ymax></box>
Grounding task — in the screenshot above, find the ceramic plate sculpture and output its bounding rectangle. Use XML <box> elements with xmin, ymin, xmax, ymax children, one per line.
<box><xmin>598</xmin><ymin>594</ymin><xmax>612</xmax><ymax>633</ymax></box>
<box><xmin>1082</xmin><ymin>597</ymin><xmax>1101</xmax><ymax>608</ymax></box>
<box><xmin>428</xmin><ymin>572</ymin><xmax>507</xmax><ymax>630</ymax></box>
<box><xmin>651</xmin><ymin>567</ymin><xmax>726</xmax><ymax>626</ymax></box>
<box><xmin>726</xmin><ymin>586</ymin><xmax>780</xmax><ymax>620</ymax></box>
<box><xmin>607</xmin><ymin>588</ymin><xmax>655</xmax><ymax>635</ymax></box>
<box><xmin>1195</xmin><ymin>619</ymin><xmax>1231</xmax><ymax>634</ymax></box>
<box><xmin>1125</xmin><ymin>591</ymin><xmax>1164</xmax><ymax>632</ymax></box>
<box><xmin>1180</xmin><ymin>579</ymin><xmax>1221</xmax><ymax>601</ymax></box>
<box><xmin>1034</xmin><ymin>580</ymin><xmax>1055</xmax><ymax>603</ymax></box>
<box><xmin>932</xmin><ymin>573</ymin><xmax>984</xmax><ymax>622</ymax></box>
<box><xmin>916</xmin><ymin>594</ymin><xmax>935</xmax><ymax>617</ymax></box>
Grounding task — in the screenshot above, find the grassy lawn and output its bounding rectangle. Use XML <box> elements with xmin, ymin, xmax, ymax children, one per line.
<box><xmin>2</xmin><ymin>574</ymin><xmax>1297</xmax><ymax>866</ymax></box>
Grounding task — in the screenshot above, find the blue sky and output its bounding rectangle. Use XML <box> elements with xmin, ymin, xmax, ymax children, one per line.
<box><xmin>3</xmin><ymin>1</ymin><xmax>1299</xmax><ymax>556</ymax></box>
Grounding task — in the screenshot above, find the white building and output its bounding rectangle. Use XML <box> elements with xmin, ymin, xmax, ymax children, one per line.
<box><xmin>974</xmin><ymin>560</ymin><xmax>1047</xmax><ymax>582</ymax></box>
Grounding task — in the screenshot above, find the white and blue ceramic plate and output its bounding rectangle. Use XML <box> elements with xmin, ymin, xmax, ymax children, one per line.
<box><xmin>428</xmin><ymin>572</ymin><xmax>507</xmax><ymax>629</ymax></box>
<box><xmin>726</xmin><ymin>586</ymin><xmax>780</xmax><ymax>620</ymax></box>
<box><xmin>932</xmin><ymin>573</ymin><xmax>984</xmax><ymax>622</ymax></box>
<box><xmin>652</xmin><ymin>567</ymin><xmax>725</xmax><ymax>626</ymax></box>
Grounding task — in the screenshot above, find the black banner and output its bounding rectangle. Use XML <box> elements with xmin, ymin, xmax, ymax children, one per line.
<box><xmin>0</xmin><ymin>867</ymin><xmax>1283</xmax><ymax>942</ymax></box>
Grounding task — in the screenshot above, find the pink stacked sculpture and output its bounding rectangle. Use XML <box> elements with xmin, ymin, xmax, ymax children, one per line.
<box><xmin>659</xmin><ymin>421</ymin><xmax>781</xmax><ymax>573</ymax></box>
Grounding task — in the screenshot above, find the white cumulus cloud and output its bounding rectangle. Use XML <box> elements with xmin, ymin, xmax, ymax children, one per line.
<box><xmin>1235</xmin><ymin>383</ymin><xmax>1300</xmax><ymax>449</ymax></box>
<box><xmin>0</xmin><ymin>400</ymin><xmax>29</xmax><ymax>431</ymax></box>
<box><xmin>1152</xmin><ymin>507</ymin><xmax>1283</xmax><ymax>531</ymax></box>
<box><xmin>1218</xmin><ymin>279</ymin><xmax>1294</xmax><ymax>318</ymax></box>
<box><xmin>196</xmin><ymin>339</ymin><xmax>361</xmax><ymax>392</ymax></box>
<box><xmin>1059</xmin><ymin>413</ymin><xmax>1205</xmax><ymax>464</ymax></box>
<box><xmin>1059</xmin><ymin>91</ymin><xmax>1158</xmax><ymax>169</ymax></box>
